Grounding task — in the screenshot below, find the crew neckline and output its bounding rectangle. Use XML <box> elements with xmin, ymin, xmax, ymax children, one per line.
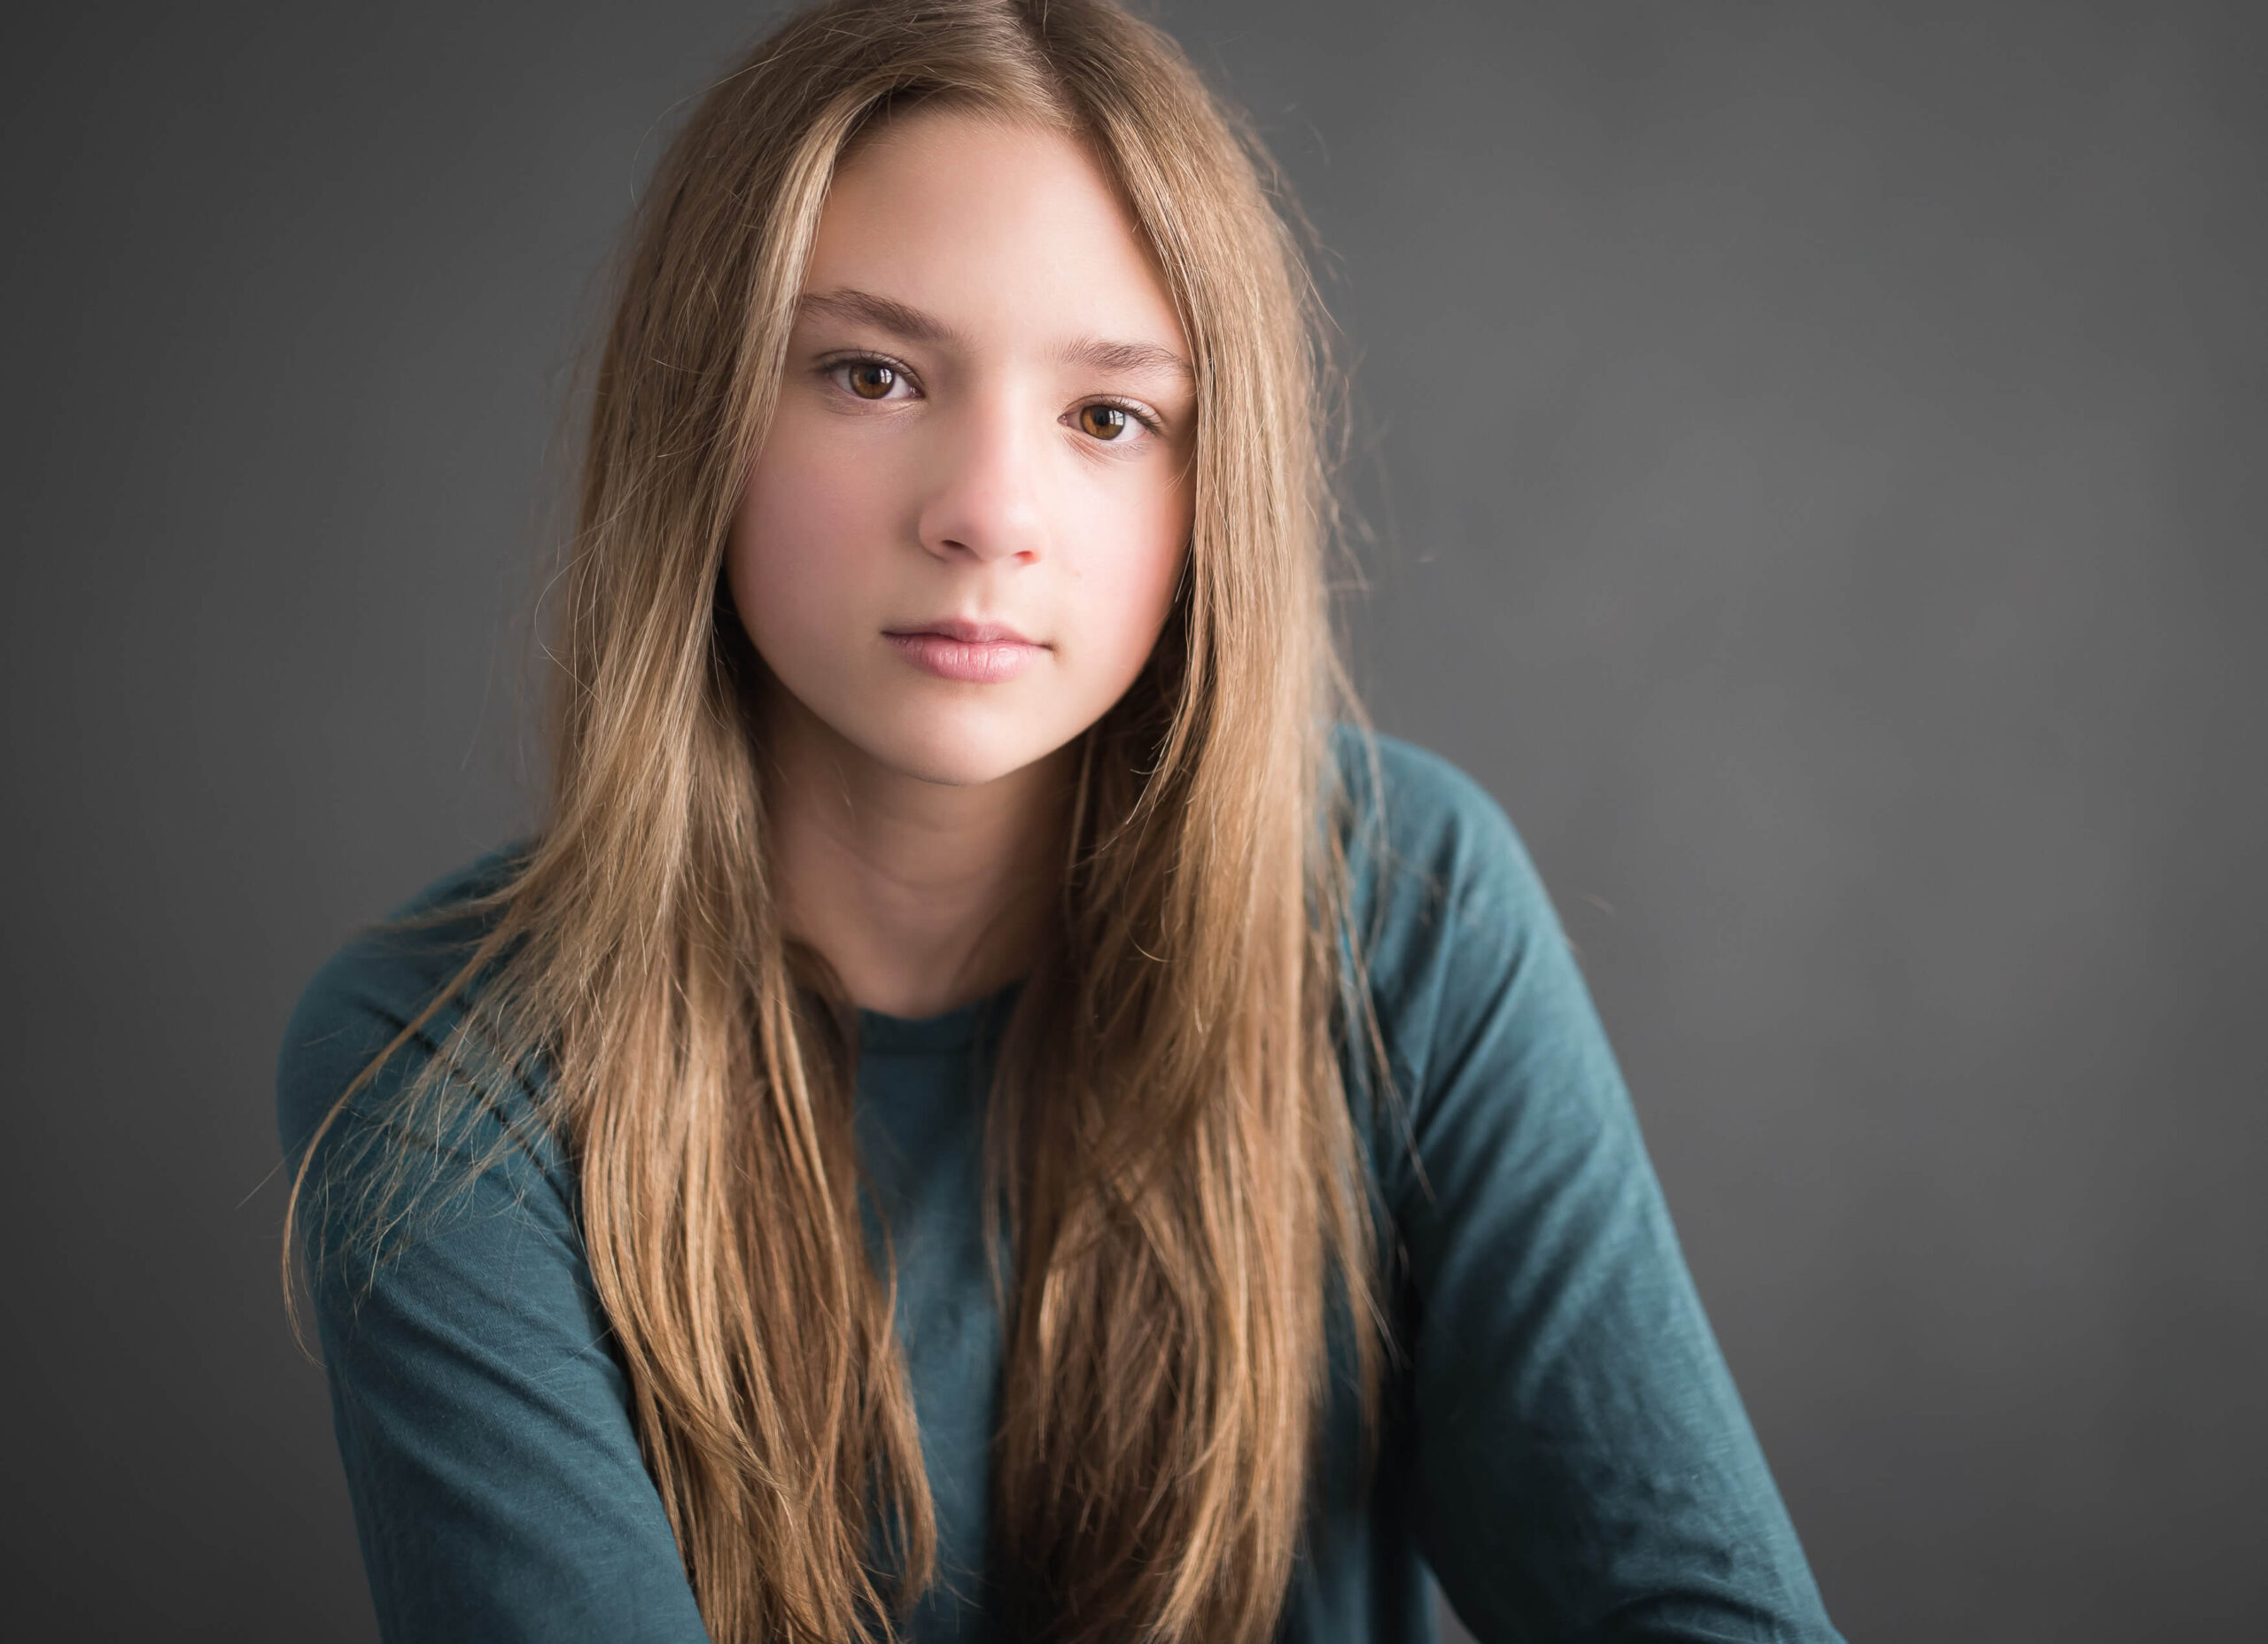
<box><xmin>855</xmin><ymin>977</ymin><xmax>1025</xmax><ymax>1055</ymax></box>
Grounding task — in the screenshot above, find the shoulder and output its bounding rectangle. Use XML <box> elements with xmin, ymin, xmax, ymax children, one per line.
<box><xmin>1325</xmin><ymin>728</ymin><xmax>1590</xmax><ymax>1155</ymax></box>
<box><xmin>275</xmin><ymin>841</ymin><xmax>534</xmax><ymax>1169</ymax></box>
<box><xmin>1327</xmin><ymin>725</ymin><xmax>1560</xmax><ymax>968</ymax></box>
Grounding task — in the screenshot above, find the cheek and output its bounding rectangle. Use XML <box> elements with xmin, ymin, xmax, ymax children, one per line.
<box><xmin>726</xmin><ymin>419</ymin><xmax>895</xmax><ymax>656</ymax></box>
<box><xmin>1067</xmin><ymin>471</ymin><xmax>1191</xmax><ymax>675</ymax></box>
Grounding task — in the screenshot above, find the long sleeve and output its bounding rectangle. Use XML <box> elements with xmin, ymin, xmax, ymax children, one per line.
<box><xmin>277</xmin><ymin>871</ymin><xmax>713</xmax><ymax>1644</ymax></box>
<box><xmin>1351</xmin><ymin>738</ymin><xmax>1841</xmax><ymax>1642</ymax></box>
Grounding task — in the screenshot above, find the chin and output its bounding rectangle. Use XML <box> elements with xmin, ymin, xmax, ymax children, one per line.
<box><xmin>858</xmin><ymin>708</ymin><xmax>1068</xmax><ymax>789</ymax></box>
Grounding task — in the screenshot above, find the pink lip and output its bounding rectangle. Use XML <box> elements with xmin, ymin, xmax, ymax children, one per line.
<box><xmin>883</xmin><ymin>619</ymin><xmax>1045</xmax><ymax>684</ymax></box>
<box><xmin>892</xmin><ymin>616</ymin><xmax>1035</xmax><ymax>643</ymax></box>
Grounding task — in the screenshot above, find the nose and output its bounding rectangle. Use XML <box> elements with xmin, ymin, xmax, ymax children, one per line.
<box><xmin>914</xmin><ymin>388</ymin><xmax>1050</xmax><ymax>566</ymax></box>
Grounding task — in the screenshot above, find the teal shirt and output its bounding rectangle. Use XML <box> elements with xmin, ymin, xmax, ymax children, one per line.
<box><xmin>277</xmin><ymin>733</ymin><xmax>1842</xmax><ymax>1642</ymax></box>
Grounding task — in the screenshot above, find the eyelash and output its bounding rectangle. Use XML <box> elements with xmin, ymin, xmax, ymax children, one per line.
<box><xmin>815</xmin><ymin>351</ymin><xmax>1166</xmax><ymax>439</ymax></box>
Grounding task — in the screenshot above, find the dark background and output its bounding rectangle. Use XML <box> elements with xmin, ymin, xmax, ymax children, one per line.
<box><xmin>4</xmin><ymin>2</ymin><xmax>2262</xmax><ymax>1638</ymax></box>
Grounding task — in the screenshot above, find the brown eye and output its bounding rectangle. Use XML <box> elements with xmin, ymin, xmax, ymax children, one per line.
<box><xmin>1078</xmin><ymin>403</ymin><xmax>1130</xmax><ymax>440</ymax></box>
<box><xmin>847</xmin><ymin>361</ymin><xmax>897</xmax><ymax>399</ymax></box>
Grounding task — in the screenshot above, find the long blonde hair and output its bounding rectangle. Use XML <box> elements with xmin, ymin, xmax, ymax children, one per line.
<box><xmin>284</xmin><ymin>2</ymin><xmax>1390</xmax><ymax>1639</ymax></box>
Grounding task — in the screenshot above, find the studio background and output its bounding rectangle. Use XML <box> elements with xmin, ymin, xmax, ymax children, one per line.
<box><xmin>4</xmin><ymin>2</ymin><xmax>2261</xmax><ymax>1639</ymax></box>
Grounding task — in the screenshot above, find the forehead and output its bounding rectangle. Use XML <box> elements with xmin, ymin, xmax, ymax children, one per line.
<box><xmin>804</xmin><ymin>106</ymin><xmax>1186</xmax><ymax>356</ymax></box>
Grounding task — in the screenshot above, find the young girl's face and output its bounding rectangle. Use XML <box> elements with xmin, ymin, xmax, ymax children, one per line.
<box><xmin>728</xmin><ymin>109</ymin><xmax>1198</xmax><ymax>789</ymax></box>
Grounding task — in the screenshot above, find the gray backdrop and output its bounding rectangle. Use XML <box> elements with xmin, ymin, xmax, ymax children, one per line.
<box><xmin>4</xmin><ymin>2</ymin><xmax>2261</xmax><ymax>1639</ymax></box>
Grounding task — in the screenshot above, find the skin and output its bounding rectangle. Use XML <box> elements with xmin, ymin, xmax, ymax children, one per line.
<box><xmin>726</xmin><ymin>108</ymin><xmax>1198</xmax><ymax>1018</ymax></box>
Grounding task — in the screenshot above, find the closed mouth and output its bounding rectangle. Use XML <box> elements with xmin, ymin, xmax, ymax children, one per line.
<box><xmin>884</xmin><ymin>617</ymin><xmax>1041</xmax><ymax>646</ymax></box>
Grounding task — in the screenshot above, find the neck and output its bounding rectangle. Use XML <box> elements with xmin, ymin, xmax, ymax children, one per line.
<box><xmin>757</xmin><ymin>687</ymin><xmax>1075</xmax><ymax>1020</ymax></box>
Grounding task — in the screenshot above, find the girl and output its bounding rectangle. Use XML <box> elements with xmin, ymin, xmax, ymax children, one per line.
<box><xmin>277</xmin><ymin>2</ymin><xmax>1843</xmax><ymax>1640</ymax></box>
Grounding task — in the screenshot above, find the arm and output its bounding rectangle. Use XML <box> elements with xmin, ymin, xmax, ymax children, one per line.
<box><xmin>1364</xmin><ymin>764</ymin><xmax>1840</xmax><ymax>1642</ymax></box>
<box><xmin>279</xmin><ymin>935</ymin><xmax>712</xmax><ymax>1644</ymax></box>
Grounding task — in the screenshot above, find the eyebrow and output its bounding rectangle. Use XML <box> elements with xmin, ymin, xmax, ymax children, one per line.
<box><xmin>796</xmin><ymin>286</ymin><xmax>1192</xmax><ymax>383</ymax></box>
<box><xmin>1056</xmin><ymin>336</ymin><xmax>1193</xmax><ymax>383</ymax></box>
<box><xmin>797</xmin><ymin>287</ymin><xmax>959</xmax><ymax>346</ymax></box>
